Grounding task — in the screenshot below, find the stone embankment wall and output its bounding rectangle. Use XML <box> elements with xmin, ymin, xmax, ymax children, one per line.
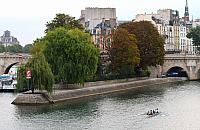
<box><xmin>12</xmin><ymin>77</ymin><xmax>187</xmax><ymax>105</ymax></box>
<box><xmin>54</xmin><ymin>77</ymin><xmax>148</xmax><ymax>89</ymax></box>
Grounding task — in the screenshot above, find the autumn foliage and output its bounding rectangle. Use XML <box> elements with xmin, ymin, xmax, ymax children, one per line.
<box><xmin>120</xmin><ymin>21</ymin><xmax>165</xmax><ymax>68</ymax></box>
<box><xmin>110</xmin><ymin>28</ymin><xmax>140</xmax><ymax>76</ymax></box>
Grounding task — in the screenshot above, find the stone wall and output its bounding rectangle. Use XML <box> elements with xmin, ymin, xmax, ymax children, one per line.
<box><xmin>12</xmin><ymin>77</ymin><xmax>187</xmax><ymax>105</ymax></box>
<box><xmin>53</xmin><ymin>77</ymin><xmax>148</xmax><ymax>89</ymax></box>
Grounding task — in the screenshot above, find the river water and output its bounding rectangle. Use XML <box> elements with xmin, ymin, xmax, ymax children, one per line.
<box><xmin>1</xmin><ymin>81</ymin><xmax>200</xmax><ymax>130</ymax></box>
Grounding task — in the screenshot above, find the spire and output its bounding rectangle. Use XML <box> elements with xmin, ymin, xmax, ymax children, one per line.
<box><xmin>186</xmin><ymin>0</ymin><xmax>188</xmax><ymax>7</ymax></box>
<box><xmin>184</xmin><ymin>0</ymin><xmax>189</xmax><ymax>21</ymax></box>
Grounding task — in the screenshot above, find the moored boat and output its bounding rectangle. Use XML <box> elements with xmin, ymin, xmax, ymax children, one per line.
<box><xmin>0</xmin><ymin>74</ymin><xmax>17</xmax><ymax>92</ymax></box>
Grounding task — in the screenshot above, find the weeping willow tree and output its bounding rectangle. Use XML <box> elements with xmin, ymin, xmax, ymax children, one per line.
<box><xmin>43</xmin><ymin>27</ymin><xmax>99</xmax><ymax>85</ymax></box>
<box><xmin>16</xmin><ymin>65</ymin><xmax>27</xmax><ymax>92</ymax></box>
<box><xmin>17</xmin><ymin>43</ymin><xmax>54</xmax><ymax>93</ymax></box>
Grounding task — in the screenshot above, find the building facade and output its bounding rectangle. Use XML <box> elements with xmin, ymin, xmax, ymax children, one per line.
<box><xmin>91</xmin><ymin>19</ymin><xmax>113</xmax><ymax>75</ymax></box>
<box><xmin>0</xmin><ymin>30</ymin><xmax>19</xmax><ymax>46</ymax></box>
<box><xmin>134</xmin><ymin>0</ymin><xmax>196</xmax><ymax>54</ymax></box>
<box><xmin>135</xmin><ymin>12</ymin><xmax>181</xmax><ymax>52</ymax></box>
<box><xmin>179</xmin><ymin>25</ymin><xmax>196</xmax><ymax>54</ymax></box>
<box><xmin>80</xmin><ymin>7</ymin><xmax>117</xmax><ymax>31</ymax></box>
<box><xmin>157</xmin><ymin>24</ymin><xmax>180</xmax><ymax>51</ymax></box>
<box><xmin>157</xmin><ymin>9</ymin><xmax>179</xmax><ymax>25</ymax></box>
<box><xmin>91</xmin><ymin>19</ymin><xmax>112</xmax><ymax>51</ymax></box>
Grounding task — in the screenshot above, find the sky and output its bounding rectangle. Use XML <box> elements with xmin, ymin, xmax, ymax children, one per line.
<box><xmin>0</xmin><ymin>0</ymin><xmax>199</xmax><ymax>46</ymax></box>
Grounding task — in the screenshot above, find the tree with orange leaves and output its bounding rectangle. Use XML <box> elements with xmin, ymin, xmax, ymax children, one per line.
<box><xmin>120</xmin><ymin>21</ymin><xmax>165</xmax><ymax>68</ymax></box>
<box><xmin>110</xmin><ymin>28</ymin><xmax>140</xmax><ymax>77</ymax></box>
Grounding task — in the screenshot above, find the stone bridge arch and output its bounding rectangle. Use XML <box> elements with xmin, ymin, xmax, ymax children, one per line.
<box><xmin>4</xmin><ymin>62</ymin><xmax>19</xmax><ymax>74</ymax></box>
<box><xmin>162</xmin><ymin>54</ymin><xmax>200</xmax><ymax>80</ymax></box>
<box><xmin>150</xmin><ymin>54</ymin><xmax>200</xmax><ymax>80</ymax></box>
<box><xmin>194</xmin><ymin>63</ymin><xmax>200</xmax><ymax>79</ymax></box>
<box><xmin>162</xmin><ymin>57</ymin><xmax>189</xmax><ymax>74</ymax></box>
<box><xmin>0</xmin><ymin>53</ymin><xmax>31</xmax><ymax>74</ymax></box>
<box><xmin>165</xmin><ymin>66</ymin><xmax>189</xmax><ymax>77</ymax></box>
<box><xmin>163</xmin><ymin>64</ymin><xmax>189</xmax><ymax>77</ymax></box>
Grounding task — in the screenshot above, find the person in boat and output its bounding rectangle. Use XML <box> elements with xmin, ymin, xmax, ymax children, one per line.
<box><xmin>153</xmin><ymin>110</ymin><xmax>155</xmax><ymax>114</ymax></box>
<box><xmin>147</xmin><ymin>110</ymin><xmax>153</xmax><ymax>115</ymax></box>
<box><xmin>155</xmin><ymin>108</ymin><xmax>159</xmax><ymax>113</ymax></box>
<box><xmin>147</xmin><ymin>111</ymin><xmax>149</xmax><ymax>115</ymax></box>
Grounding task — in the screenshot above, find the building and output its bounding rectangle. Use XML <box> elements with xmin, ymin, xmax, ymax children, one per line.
<box><xmin>80</xmin><ymin>7</ymin><xmax>117</xmax><ymax>52</ymax></box>
<box><xmin>157</xmin><ymin>24</ymin><xmax>180</xmax><ymax>51</ymax></box>
<box><xmin>135</xmin><ymin>9</ymin><xmax>179</xmax><ymax>26</ymax></box>
<box><xmin>91</xmin><ymin>19</ymin><xmax>112</xmax><ymax>51</ymax></box>
<box><xmin>0</xmin><ymin>30</ymin><xmax>19</xmax><ymax>46</ymax></box>
<box><xmin>179</xmin><ymin>25</ymin><xmax>196</xmax><ymax>54</ymax></box>
<box><xmin>80</xmin><ymin>7</ymin><xmax>117</xmax><ymax>31</ymax></box>
<box><xmin>134</xmin><ymin>0</ymin><xmax>197</xmax><ymax>54</ymax></box>
<box><xmin>135</xmin><ymin>13</ymin><xmax>158</xmax><ymax>25</ymax></box>
<box><xmin>91</xmin><ymin>19</ymin><xmax>113</xmax><ymax>75</ymax></box>
<box><xmin>135</xmin><ymin>11</ymin><xmax>180</xmax><ymax>52</ymax></box>
<box><xmin>157</xmin><ymin>9</ymin><xmax>179</xmax><ymax>25</ymax></box>
<box><xmin>192</xmin><ymin>19</ymin><xmax>200</xmax><ymax>28</ymax></box>
<box><xmin>179</xmin><ymin>0</ymin><xmax>196</xmax><ymax>54</ymax></box>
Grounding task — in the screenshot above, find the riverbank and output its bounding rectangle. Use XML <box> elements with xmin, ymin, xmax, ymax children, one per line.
<box><xmin>12</xmin><ymin>77</ymin><xmax>187</xmax><ymax>105</ymax></box>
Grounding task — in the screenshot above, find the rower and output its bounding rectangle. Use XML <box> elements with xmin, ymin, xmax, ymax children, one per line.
<box><xmin>149</xmin><ymin>110</ymin><xmax>153</xmax><ymax>115</ymax></box>
<box><xmin>155</xmin><ymin>108</ymin><xmax>159</xmax><ymax>113</ymax></box>
<box><xmin>153</xmin><ymin>110</ymin><xmax>155</xmax><ymax>114</ymax></box>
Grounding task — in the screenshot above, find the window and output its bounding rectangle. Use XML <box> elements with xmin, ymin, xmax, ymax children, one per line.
<box><xmin>97</xmin><ymin>38</ymin><xmax>100</xmax><ymax>44</ymax></box>
<box><xmin>93</xmin><ymin>29</ymin><xmax>96</xmax><ymax>34</ymax></box>
<box><xmin>97</xmin><ymin>30</ymin><xmax>100</xmax><ymax>35</ymax></box>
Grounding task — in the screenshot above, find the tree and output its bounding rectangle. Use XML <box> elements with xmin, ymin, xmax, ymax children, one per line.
<box><xmin>110</xmin><ymin>28</ymin><xmax>140</xmax><ymax>77</ymax></box>
<box><xmin>23</xmin><ymin>44</ymin><xmax>33</xmax><ymax>53</ymax></box>
<box><xmin>0</xmin><ymin>45</ymin><xmax>5</xmax><ymax>53</ymax></box>
<box><xmin>43</xmin><ymin>27</ymin><xmax>99</xmax><ymax>84</ymax></box>
<box><xmin>17</xmin><ymin>43</ymin><xmax>54</xmax><ymax>93</ymax></box>
<box><xmin>187</xmin><ymin>26</ymin><xmax>200</xmax><ymax>52</ymax></box>
<box><xmin>45</xmin><ymin>13</ymin><xmax>84</xmax><ymax>33</ymax></box>
<box><xmin>16</xmin><ymin>65</ymin><xmax>27</xmax><ymax>92</ymax></box>
<box><xmin>7</xmin><ymin>44</ymin><xmax>23</xmax><ymax>53</ymax></box>
<box><xmin>120</xmin><ymin>21</ymin><xmax>165</xmax><ymax>68</ymax></box>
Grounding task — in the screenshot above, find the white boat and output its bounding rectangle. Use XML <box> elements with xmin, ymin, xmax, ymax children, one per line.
<box><xmin>2</xmin><ymin>79</ymin><xmax>17</xmax><ymax>90</ymax></box>
<box><xmin>0</xmin><ymin>74</ymin><xmax>17</xmax><ymax>91</ymax></box>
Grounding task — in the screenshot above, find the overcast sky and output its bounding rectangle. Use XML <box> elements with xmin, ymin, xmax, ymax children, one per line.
<box><xmin>0</xmin><ymin>0</ymin><xmax>199</xmax><ymax>46</ymax></box>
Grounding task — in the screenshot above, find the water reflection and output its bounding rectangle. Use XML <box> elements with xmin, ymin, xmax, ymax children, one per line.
<box><xmin>1</xmin><ymin>81</ymin><xmax>200</xmax><ymax>130</ymax></box>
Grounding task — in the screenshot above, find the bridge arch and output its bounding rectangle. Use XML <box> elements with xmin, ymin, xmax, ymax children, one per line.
<box><xmin>162</xmin><ymin>54</ymin><xmax>200</xmax><ymax>80</ymax></box>
<box><xmin>163</xmin><ymin>62</ymin><xmax>189</xmax><ymax>77</ymax></box>
<box><xmin>4</xmin><ymin>62</ymin><xmax>19</xmax><ymax>74</ymax></box>
<box><xmin>166</xmin><ymin>66</ymin><xmax>188</xmax><ymax>77</ymax></box>
<box><xmin>0</xmin><ymin>53</ymin><xmax>31</xmax><ymax>74</ymax></box>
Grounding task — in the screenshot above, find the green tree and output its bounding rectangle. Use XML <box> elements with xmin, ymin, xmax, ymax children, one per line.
<box><xmin>17</xmin><ymin>43</ymin><xmax>54</xmax><ymax>93</ymax></box>
<box><xmin>110</xmin><ymin>28</ymin><xmax>140</xmax><ymax>77</ymax></box>
<box><xmin>45</xmin><ymin>13</ymin><xmax>84</xmax><ymax>33</ymax></box>
<box><xmin>16</xmin><ymin>65</ymin><xmax>27</xmax><ymax>91</ymax></box>
<box><xmin>0</xmin><ymin>45</ymin><xmax>5</xmax><ymax>53</ymax></box>
<box><xmin>7</xmin><ymin>44</ymin><xmax>23</xmax><ymax>53</ymax></box>
<box><xmin>23</xmin><ymin>44</ymin><xmax>33</xmax><ymax>53</ymax></box>
<box><xmin>43</xmin><ymin>27</ymin><xmax>99</xmax><ymax>84</ymax></box>
<box><xmin>187</xmin><ymin>26</ymin><xmax>200</xmax><ymax>52</ymax></box>
<box><xmin>120</xmin><ymin>21</ymin><xmax>165</xmax><ymax>68</ymax></box>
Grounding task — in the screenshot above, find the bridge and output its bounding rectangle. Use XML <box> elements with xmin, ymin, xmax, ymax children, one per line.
<box><xmin>150</xmin><ymin>54</ymin><xmax>200</xmax><ymax>80</ymax></box>
<box><xmin>0</xmin><ymin>53</ymin><xmax>200</xmax><ymax>80</ymax></box>
<box><xmin>0</xmin><ymin>53</ymin><xmax>31</xmax><ymax>74</ymax></box>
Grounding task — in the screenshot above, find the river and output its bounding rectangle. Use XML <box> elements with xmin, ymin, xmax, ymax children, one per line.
<box><xmin>1</xmin><ymin>81</ymin><xmax>200</xmax><ymax>130</ymax></box>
